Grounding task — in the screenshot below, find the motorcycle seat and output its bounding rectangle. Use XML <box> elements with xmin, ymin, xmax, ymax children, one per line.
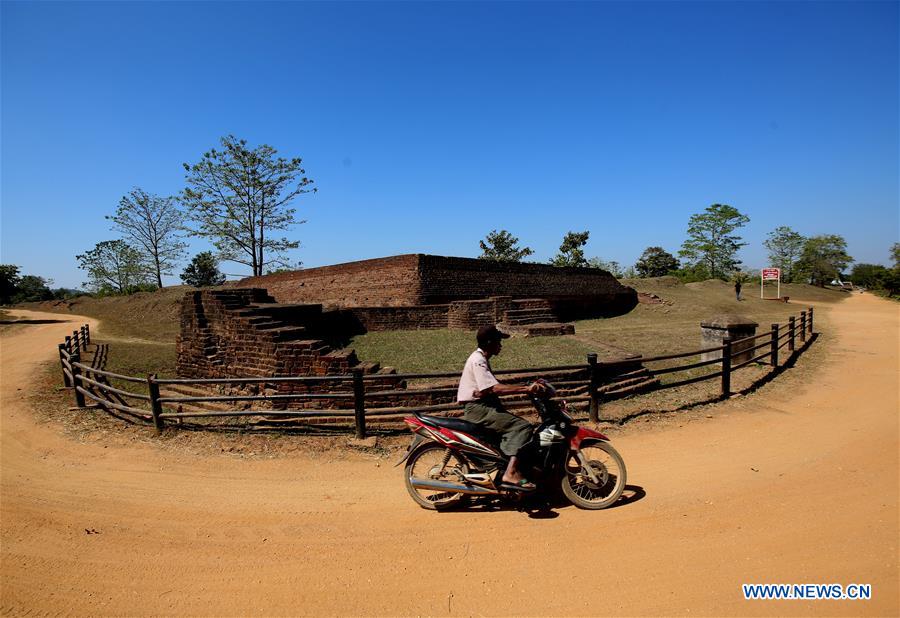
<box><xmin>415</xmin><ymin>413</ymin><xmax>499</xmax><ymax>442</ymax></box>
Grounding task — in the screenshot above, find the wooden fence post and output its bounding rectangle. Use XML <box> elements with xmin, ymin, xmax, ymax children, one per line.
<box><xmin>788</xmin><ymin>316</ymin><xmax>796</xmax><ymax>352</ymax></box>
<box><xmin>59</xmin><ymin>343</ymin><xmax>72</xmax><ymax>387</ymax></box>
<box><xmin>65</xmin><ymin>336</ymin><xmax>72</xmax><ymax>354</ymax></box>
<box><xmin>770</xmin><ymin>323</ymin><xmax>779</xmax><ymax>367</ymax></box>
<box><xmin>147</xmin><ymin>374</ymin><xmax>164</xmax><ymax>434</ymax></box>
<box><xmin>721</xmin><ymin>337</ymin><xmax>732</xmax><ymax>398</ymax></box>
<box><xmin>800</xmin><ymin>311</ymin><xmax>807</xmax><ymax>343</ymax></box>
<box><xmin>352</xmin><ymin>369</ymin><xmax>366</xmax><ymax>439</ymax></box>
<box><xmin>84</xmin><ymin>324</ymin><xmax>91</xmax><ymax>346</ymax></box>
<box><xmin>808</xmin><ymin>306</ymin><xmax>814</xmax><ymax>334</ymax></box>
<box><xmin>70</xmin><ymin>351</ymin><xmax>86</xmax><ymax>408</ymax></box>
<box><xmin>80</xmin><ymin>326</ymin><xmax>88</xmax><ymax>349</ymax></box>
<box><xmin>587</xmin><ymin>353</ymin><xmax>599</xmax><ymax>423</ymax></box>
<box><xmin>72</xmin><ymin>330</ymin><xmax>81</xmax><ymax>353</ymax></box>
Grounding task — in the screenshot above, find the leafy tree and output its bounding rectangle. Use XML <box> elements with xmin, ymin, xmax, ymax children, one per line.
<box><xmin>763</xmin><ymin>226</ymin><xmax>805</xmax><ymax>282</ymax></box>
<box><xmin>0</xmin><ymin>264</ymin><xmax>21</xmax><ymax>304</ymax></box>
<box><xmin>1</xmin><ymin>265</ymin><xmax>55</xmax><ymax>303</ymax></box>
<box><xmin>264</xmin><ymin>261</ymin><xmax>303</xmax><ymax>275</ymax></box>
<box><xmin>670</xmin><ymin>263</ymin><xmax>711</xmax><ymax>283</ymax></box>
<box><xmin>76</xmin><ymin>240</ymin><xmax>152</xmax><ymax>295</ymax></box>
<box><xmin>181</xmin><ymin>252</ymin><xmax>226</xmax><ymax>287</ymax></box>
<box><xmin>107</xmin><ymin>187</ymin><xmax>186</xmax><ymax>288</ymax></box>
<box><xmin>587</xmin><ymin>257</ymin><xmax>623</xmax><ymax>277</ymax></box>
<box><xmin>881</xmin><ymin>269</ymin><xmax>900</xmax><ymax>296</ymax></box>
<box><xmin>478</xmin><ymin>230</ymin><xmax>534</xmax><ymax>262</ymax></box>
<box><xmin>51</xmin><ymin>288</ymin><xmax>85</xmax><ymax>300</ymax></box>
<box><xmin>182</xmin><ymin>135</ymin><xmax>316</xmax><ymax>276</ymax></box>
<box><xmin>634</xmin><ymin>246</ymin><xmax>679</xmax><ymax>277</ymax></box>
<box><xmin>678</xmin><ymin>204</ymin><xmax>749</xmax><ymax>280</ymax></box>
<box><xmin>794</xmin><ymin>235</ymin><xmax>853</xmax><ymax>286</ymax></box>
<box><xmin>850</xmin><ymin>263</ymin><xmax>889</xmax><ymax>288</ymax></box>
<box><xmin>12</xmin><ymin>275</ymin><xmax>53</xmax><ymax>302</ymax></box>
<box><xmin>892</xmin><ymin>243</ymin><xmax>900</xmax><ymax>268</ymax></box>
<box><xmin>550</xmin><ymin>231</ymin><xmax>589</xmax><ymax>267</ymax></box>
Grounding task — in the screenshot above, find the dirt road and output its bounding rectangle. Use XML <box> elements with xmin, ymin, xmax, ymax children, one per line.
<box><xmin>1</xmin><ymin>296</ymin><xmax>897</xmax><ymax>616</ymax></box>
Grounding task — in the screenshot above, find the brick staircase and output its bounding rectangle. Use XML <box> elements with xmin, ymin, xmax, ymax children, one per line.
<box><xmin>499</xmin><ymin>298</ymin><xmax>575</xmax><ymax>337</ymax></box>
<box><xmin>173</xmin><ymin>289</ymin><xmax>400</xmax><ymax>416</ymax></box>
<box><xmin>171</xmin><ymin>290</ymin><xmax>654</xmax><ymax>424</ymax></box>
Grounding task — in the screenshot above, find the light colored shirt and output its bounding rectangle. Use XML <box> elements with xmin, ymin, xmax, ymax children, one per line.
<box><xmin>456</xmin><ymin>348</ymin><xmax>500</xmax><ymax>403</ymax></box>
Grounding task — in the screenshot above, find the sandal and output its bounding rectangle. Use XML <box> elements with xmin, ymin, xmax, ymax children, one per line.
<box><xmin>500</xmin><ymin>479</ymin><xmax>537</xmax><ymax>492</ymax></box>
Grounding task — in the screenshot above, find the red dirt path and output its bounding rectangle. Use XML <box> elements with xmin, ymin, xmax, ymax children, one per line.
<box><xmin>1</xmin><ymin>295</ymin><xmax>897</xmax><ymax>616</ymax></box>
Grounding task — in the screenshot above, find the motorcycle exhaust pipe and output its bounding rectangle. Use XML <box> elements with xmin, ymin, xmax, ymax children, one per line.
<box><xmin>409</xmin><ymin>478</ymin><xmax>497</xmax><ymax>495</ymax></box>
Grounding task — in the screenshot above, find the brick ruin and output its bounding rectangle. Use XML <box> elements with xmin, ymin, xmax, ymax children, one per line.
<box><xmin>174</xmin><ymin>255</ymin><xmax>652</xmax><ymax>411</ymax></box>
<box><xmin>173</xmin><ymin>287</ymin><xmax>658</xmax><ymax>416</ymax></box>
<box><xmin>237</xmin><ymin>253</ymin><xmax>637</xmax><ymax>334</ymax></box>
<box><xmin>174</xmin><ymin>289</ymin><xmax>406</xmax><ymax>410</ymax></box>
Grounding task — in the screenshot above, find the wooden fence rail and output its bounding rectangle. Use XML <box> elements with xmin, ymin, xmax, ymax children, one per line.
<box><xmin>57</xmin><ymin>306</ymin><xmax>816</xmax><ymax>438</ymax></box>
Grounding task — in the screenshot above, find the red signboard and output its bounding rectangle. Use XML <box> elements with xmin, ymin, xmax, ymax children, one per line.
<box><xmin>761</xmin><ymin>268</ymin><xmax>780</xmax><ymax>281</ymax></box>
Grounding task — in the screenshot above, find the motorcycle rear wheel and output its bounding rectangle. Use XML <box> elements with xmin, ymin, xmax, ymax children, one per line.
<box><xmin>404</xmin><ymin>442</ymin><xmax>470</xmax><ymax>510</ymax></box>
<box><xmin>561</xmin><ymin>439</ymin><xmax>627</xmax><ymax>510</ymax></box>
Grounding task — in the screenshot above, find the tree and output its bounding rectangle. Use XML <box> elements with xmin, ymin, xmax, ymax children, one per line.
<box><xmin>478</xmin><ymin>230</ymin><xmax>534</xmax><ymax>262</ymax></box>
<box><xmin>850</xmin><ymin>263</ymin><xmax>889</xmax><ymax>288</ymax></box>
<box><xmin>763</xmin><ymin>226</ymin><xmax>805</xmax><ymax>282</ymax></box>
<box><xmin>107</xmin><ymin>187</ymin><xmax>186</xmax><ymax>288</ymax></box>
<box><xmin>550</xmin><ymin>231</ymin><xmax>589</xmax><ymax>267</ymax></box>
<box><xmin>1</xmin><ymin>265</ymin><xmax>54</xmax><ymax>303</ymax></box>
<box><xmin>181</xmin><ymin>252</ymin><xmax>226</xmax><ymax>287</ymax></box>
<box><xmin>0</xmin><ymin>265</ymin><xmax>21</xmax><ymax>304</ymax></box>
<box><xmin>678</xmin><ymin>204</ymin><xmax>749</xmax><ymax>280</ymax></box>
<box><xmin>12</xmin><ymin>275</ymin><xmax>53</xmax><ymax>302</ymax></box>
<box><xmin>76</xmin><ymin>240</ymin><xmax>152</xmax><ymax>294</ymax></box>
<box><xmin>587</xmin><ymin>257</ymin><xmax>623</xmax><ymax>277</ymax></box>
<box><xmin>634</xmin><ymin>246</ymin><xmax>679</xmax><ymax>277</ymax></box>
<box><xmin>891</xmin><ymin>243</ymin><xmax>900</xmax><ymax>268</ymax></box>
<box><xmin>182</xmin><ymin>135</ymin><xmax>316</xmax><ymax>276</ymax></box>
<box><xmin>51</xmin><ymin>288</ymin><xmax>85</xmax><ymax>300</ymax></box>
<box><xmin>794</xmin><ymin>235</ymin><xmax>853</xmax><ymax>286</ymax></box>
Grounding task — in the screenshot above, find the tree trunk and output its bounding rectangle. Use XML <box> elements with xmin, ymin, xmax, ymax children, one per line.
<box><xmin>154</xmin><ymin>255</ymin><xmax>162</xmax><ymax>289</ymax></box>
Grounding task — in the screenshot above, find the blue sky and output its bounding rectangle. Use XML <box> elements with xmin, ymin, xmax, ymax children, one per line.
<box><xmin>2</xmin><ymin>1</ymin><xmax>897</xmax><ymax>288</ymax></box>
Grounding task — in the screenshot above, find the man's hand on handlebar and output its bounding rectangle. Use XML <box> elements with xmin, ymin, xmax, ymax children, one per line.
<box><xmin>528</xmin><ymin>381</ymin><xmax>547</xmax><ymax>396</ymax></box>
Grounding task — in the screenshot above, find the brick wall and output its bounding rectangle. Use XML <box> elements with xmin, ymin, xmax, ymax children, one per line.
<box><xmin>347</xmin><ymin>305</ymin><xmax>450</xmax><ymax>331</ymax></box>
<box><xmin>417</xmin><ymin>255</ymin><xmax>636</xmax><ymax>318</ymax></box>
<box><xmin>176</xmin><ymin>290</ymin><xmax>356</xmax><ymax>380</ymax></box>
<box><xmin>239</xmin><ymin>254</ymin><xmax>422</xmax><ymax>308</ymax></box>
<box><xmin>238</xmin><ymin>253</ymin><xmax>637</xmax><ymax>318</ymax></box>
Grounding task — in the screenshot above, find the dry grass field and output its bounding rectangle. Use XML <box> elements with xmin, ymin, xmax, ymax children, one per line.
<box><xmin>19</xmin><ymin>278</ymin><xmax>847</xmax><ymax>379</ymax></box>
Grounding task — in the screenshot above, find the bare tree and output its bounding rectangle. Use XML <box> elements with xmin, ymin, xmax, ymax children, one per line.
<box><xmin>181</xmin><ymin>135</ymin><xmax>316</xmax><ymax>276</ymax></box>
<box><xmin>107</xmin><ymin>187</ymin><xmax>186</xmax><ymax>288</ymax></box>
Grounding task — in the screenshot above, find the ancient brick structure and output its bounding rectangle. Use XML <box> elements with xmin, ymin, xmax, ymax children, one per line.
<box><xmin>239</xmin><ymin>253</ymin><xmax>637</xmax><ymax>322</ymax></box>
<box><xmin>174</xmin><ymin>288</ymin><xmax>659</xmax><ymax>415</ymax></box>
<box><xmin>176</xmin><ymin>289</ymin><xmax>397</xmax><ymax>380</ymax></box>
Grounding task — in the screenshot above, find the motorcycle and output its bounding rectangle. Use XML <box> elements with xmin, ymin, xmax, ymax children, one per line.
<box><xmin>397</xmin><ymin>381</ymin><xmax>627</xmax><ymax>510</ymax></box>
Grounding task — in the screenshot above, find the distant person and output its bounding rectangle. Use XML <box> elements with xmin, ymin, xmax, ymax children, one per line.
<box><xmin>457</xmin><ymin>325</ymin><xmax>543</xmax><ymax>491</ymax></box>
<box><xmin>735</xmin><ymin>280</ymin><xmax>742</xmax><ymax>301</ymax></box>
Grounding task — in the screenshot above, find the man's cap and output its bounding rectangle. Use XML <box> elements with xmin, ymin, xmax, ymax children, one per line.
<box><xmin>477</xmin><ymin>324</ymin><xmax>510</xmax><ymax>345</ymax></box>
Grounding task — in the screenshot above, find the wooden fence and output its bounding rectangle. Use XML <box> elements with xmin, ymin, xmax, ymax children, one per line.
<box><xmin>57</xmin><ymin>307</ymin><xmax>816</xmax><ymax>438</ymax></box>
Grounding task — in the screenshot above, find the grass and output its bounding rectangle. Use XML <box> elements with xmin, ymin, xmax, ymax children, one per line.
<box><xmin>350</xmin><ymin>278</ymin><xmax>846</xmax><ymax>372</ymax></box>
<box><xmin>573</xmin><ymin>278</ymin><xmax>845</xmax><ymax>358</ymax></box>
<box><xmin>20</xmin><ymin>286</ymin><xmax>188</xmax><ymax>341</ymax></box>
<box><xmin>19</xmin><ymin>278</ymin><xmax>847</xmax><ymax>379</ymax></box>
<box><xmin>350</xmin><ymin>329</ymin><xmax>596</xmax><ymax>374</ymax></box>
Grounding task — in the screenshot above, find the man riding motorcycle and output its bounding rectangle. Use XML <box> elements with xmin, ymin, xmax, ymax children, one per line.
<box><xmin>457</xmin><ymin>324</ymin><xmax>545</xmax><ymax>491</ymax></box>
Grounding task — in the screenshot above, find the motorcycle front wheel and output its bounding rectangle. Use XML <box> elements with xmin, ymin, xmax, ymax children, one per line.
<box><xmin>561</xmin><ymin>439</ymin><xmax>627</xmax><ymax>510</ymax></box>
<box><xmin>404</xmin><ymin>442</ymin><xmax>470</xmax><ymax>510</ymax></box>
